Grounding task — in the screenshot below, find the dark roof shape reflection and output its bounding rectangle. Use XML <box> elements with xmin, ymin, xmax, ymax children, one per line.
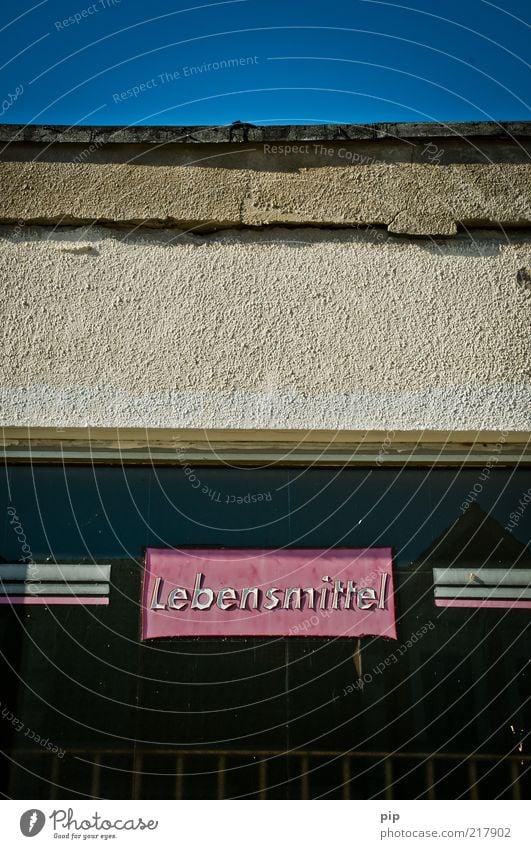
<box><xmin>412</xmin><ymin>503</ymin><xmax>531</xmax><ymax>571</ymax></box>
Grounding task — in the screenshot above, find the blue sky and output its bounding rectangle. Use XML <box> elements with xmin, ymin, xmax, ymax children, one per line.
<box><xmin>1</xmin><ymin>0</ymin><xmax>530</xmax><ymax>126</ymax></box>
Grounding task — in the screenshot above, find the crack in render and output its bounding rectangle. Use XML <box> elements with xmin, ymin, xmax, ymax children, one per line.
<box><xmin>386</xmin><ymin>209</ymin><xmax>408</xmax><ymax>230</ymax></box>
<box><xmin>1</xmin><ymin>218</ymin><xmax>531</xmax><ymax>239</ymax></box>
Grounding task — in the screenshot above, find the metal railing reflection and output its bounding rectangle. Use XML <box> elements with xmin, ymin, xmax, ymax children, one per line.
<box><xmin>6</xmin><ymin>748</ymin><xmax>529</xmax><ymax>800</ymax></box>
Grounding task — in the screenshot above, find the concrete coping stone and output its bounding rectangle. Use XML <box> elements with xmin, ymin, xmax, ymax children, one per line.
<box><xmin>1</xmin><ymin>121</ymin><xmax>531</xmax><ymax>145</ymax></box>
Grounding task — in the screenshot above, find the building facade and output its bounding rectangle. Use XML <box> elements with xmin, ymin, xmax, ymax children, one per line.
<box><xmin>0</xmin><ymin>121</ymin><xmax>530</xmax><ymax>799</ymax></box>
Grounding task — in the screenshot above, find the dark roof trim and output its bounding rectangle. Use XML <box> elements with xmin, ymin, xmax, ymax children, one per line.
<box><xmin>1</xmin><ymin>121</ymin><xmax>531</xmax><ymax>144</ymax></box>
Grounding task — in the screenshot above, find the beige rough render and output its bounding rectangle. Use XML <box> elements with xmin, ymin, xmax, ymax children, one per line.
<box><xmin>0</xmin><ymin>225</ymin><xmax>529</xmax><ymax>431</ymax></box>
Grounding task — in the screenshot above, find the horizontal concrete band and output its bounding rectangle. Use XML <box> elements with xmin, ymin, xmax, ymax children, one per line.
<box><xmin>1</xmin><ymin>128</ymin><xmax>531</xmax><ymax>235</ymax></box>
<box><xmin>2</xmin><ymin>121</ymin><xmax>531</xmax><ymax>144</ymax></box>
<box><xmin>2</xmin><ymin>164</ymin><xmax>531</xmax><ymax>235</ymax></box>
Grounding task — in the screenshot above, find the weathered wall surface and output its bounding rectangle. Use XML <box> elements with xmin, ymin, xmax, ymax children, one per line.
<box><xmin>1</xmin><ymin>144</ymin><xmax>530</xmax><ymax>236</ymax></box>
<box><xmin>1</xmin><ymin>125</ymin><xmax>529</xmax><ymax>436</ymax></box>
<box><xmin>1</xmin><ymin>225</ymin><xmax>529</xmax><ymax>431</ymax></box>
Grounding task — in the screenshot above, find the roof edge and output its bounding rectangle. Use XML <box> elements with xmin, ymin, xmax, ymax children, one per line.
<box><xmin>1</xmin><ymin>121</ymin><xmax>531</xmax><ymax>144</ymax></box>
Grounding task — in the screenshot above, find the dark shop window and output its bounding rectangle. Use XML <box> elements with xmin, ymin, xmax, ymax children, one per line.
<box><xmin>1</xmin><ymin>463</ymin><xmax>529</xmax><ymax>799</ymax></box>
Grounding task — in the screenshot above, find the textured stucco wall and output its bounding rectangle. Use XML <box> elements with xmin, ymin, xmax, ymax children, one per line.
<box><xmin>1</xmin><ymin>225</ymin><xmax>529</xmax><ymax>431</ymax></box>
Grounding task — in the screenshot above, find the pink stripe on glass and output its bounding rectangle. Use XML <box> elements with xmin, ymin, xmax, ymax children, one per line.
<box><xmin>435</xmin><ymin>599</ymin><xmax>531</xmax><ymax>609</ymax></box>
<box><xmin>0</xmin><ymin>596</ymin><xmax>109</xmax><ymax>606</ymax></box>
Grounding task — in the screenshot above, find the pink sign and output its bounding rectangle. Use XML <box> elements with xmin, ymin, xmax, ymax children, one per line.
<box><xmin>142</xmin><ymin>547</ymin><xmax>396</xmax><ymax>640</ymax></box>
